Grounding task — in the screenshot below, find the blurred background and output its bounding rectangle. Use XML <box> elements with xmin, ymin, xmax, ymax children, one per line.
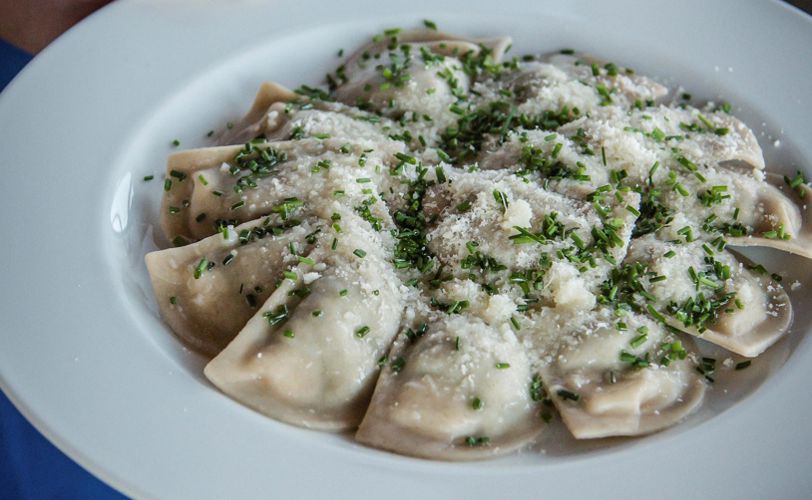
<box><xmin>0</xmin><ymin>0</ymin><xmax>810</xmax><ymax>498</ymax></box>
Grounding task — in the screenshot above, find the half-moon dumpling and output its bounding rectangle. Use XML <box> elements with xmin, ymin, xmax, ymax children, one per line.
<box><xmin>620</xmin><ymin>234</ymin><xmax>792</xmax><ymax>357</ymax></box>
<box><xmin>727</xmin><ymin>172</ymin><xmax>812</xmax><ymax>258</ymax></box>
<box><xmin>422</xmin><ymin>168</ymin><xmax>640</xmax><ymax>297</ymax></box>
<box><xmin>557</xmin><ymin>104</ymin><xmax>764</xmax><ymax>174</ymax></box>
<box><xmin>520</xmin><ymin>307</ymin><xmax>705</xmax><ymax>438</ymax></box>
<box><xmin>216</xmin><ymin>82</ymin><xmax>296</xmax><ymax>145</ymax></box>
<box><xmin>217</xmin><ymin>81</ymin><xmax>398</xmax><ymax>147</ymax></box>
<box><xmin>472</xmin><ymin>54</ymin><xmax>667</xmax><ymax>123</ymax></box>
<box><xmin>333</xmin><ymin>30</ymin><xmax>511</xmax><ymax>143</ymax></box>
<box><xmin>476</xmin><ymin>129</ymin><xmax>611</xmax><ymax>199</ymax></box>
<box><xmin>356</xmin><ymin>313</ymin><xmax>543</xmax><ymax>459</ymax></box>
<box><xmin>160</xmin><ymin>138</ymin><xmax>401</xmax><ymax>243</ymax></box>
<box><xmin>145</xmin><ymin>214</ymin><xmax>321</xmax><ymax>356</ymax></box>
<box><xmin>204</xmin><ymin>215</ymin><xmax>404</xmax><ymax>430</ymax></box>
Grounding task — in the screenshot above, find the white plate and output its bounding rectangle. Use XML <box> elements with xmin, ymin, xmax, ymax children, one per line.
<box><xmin>2</xmin><ymin>0</ymin><xmax>811</xmax><ymax>498</ymax></box>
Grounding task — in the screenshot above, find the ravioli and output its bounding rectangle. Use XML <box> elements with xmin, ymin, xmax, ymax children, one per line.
<box><xmin>145</xmin><ymin>26</ymin><xmax>808</xmax><ymax>460</ymax></box>
<box><xmin>204</xmin><ymin>211</ymin><xmax>404</xmax><ymax>430</ymax></box>
<box><xmin>146</xmin><ymin>215</ymin><xmax>322</xmax><ymax>356</ymax></box>
<box><xmin>356</xmin><ymin>312</ymin><xmax>543</xmax><ymax>459</ymax></box>
<box><xmin>160</xmin><ymin>138</ymin><xmax>401</xmax><ymax>243</ymax></box>
<box><xmin>217</xmin><ymin>81</ymin><xmax>398</xmax><ymax>146</ymax></box>
<box><xmin>621</xmin><ymin>235</ymin><xmax>791</xmax><ymax>357</ymax></box>
<box><xmin>520</xmin><ymin>307</ymin><xmax>706</xmax><ymax>438</ymax></box>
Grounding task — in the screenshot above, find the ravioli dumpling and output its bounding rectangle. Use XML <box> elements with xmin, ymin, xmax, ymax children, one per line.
<box><xmin>217</xmin><ymin>81</ymin><xmax>397</xmax><ymax>147</ymax></box>
<box><xmin>160</xmin><ymin>138</ymin><xmax>400</xmax><ymax>242</ymax></box>
<box><xmin>205</xmin><ymin>217</ymin><xmax>403</xmax><ymax>430</ymax></box>
<box><xmin>145</xmin><ymin>215</ymin><xmax>321</xmax><ymax>356</ymax></box>
<box><xmin>520</xmin><ymin>307</ymin><xmax>705</xmax><ymax>438</ymax></box>
<box><xmin>356</xmin><ymin>313</ymin><xmax>543</xmax><ymax>459</ymax></box>
<box><xmin>622</xmin><ymin>235</ymin><xmax>792</xmax><ymax>357</ymax></box>
<box><xmin>727</xmin><ymin>173</ymin><xmax>812</xmax><ymax>258</ymax></box>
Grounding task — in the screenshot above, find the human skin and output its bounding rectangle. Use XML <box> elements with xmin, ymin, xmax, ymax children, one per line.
<box><xmin>0</xmin><ymin>0</ymin><xmax>111</xmax><ymax>53</ymax></box>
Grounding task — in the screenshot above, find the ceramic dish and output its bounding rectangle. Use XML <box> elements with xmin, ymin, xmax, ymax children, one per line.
<box><xmin>1</xmin><ymin>0</ymin><xmax>810</xmax><ymax>498</ymax></box>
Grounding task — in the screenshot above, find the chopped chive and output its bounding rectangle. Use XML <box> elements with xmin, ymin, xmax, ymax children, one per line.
<box><xmin>282</xmin><ymin>329</ymin><xmax>295</xmax><ymax>338</ymax></box>
<box><xmin>263</xmin><ymin>304</ymin><xmax>288</xmax><ymax>326</ymax></box>
<box><xmin>353</xmin><ymin>248</ymin><xmax>367</xmax><ymax>258</ymax></box>
<box><xmin>169</xmin><ymin>170</ymin><xmax>187</xmax><ymax>181</ymax></box>
<box><xmin>447</xmin><ymin>300</ymin><xmax>469</xmax><ymax>314</ymax></box>
<box><xmin>630</xmin><ymin>333</ymin><xmax>648</xmax><ymax>348</ymax></box>
<box><xmin>355</xmin><ymin>325</ymin><xmax>370</xmax><ymax>338</ymax></box>
<box><xmin>164</xmin><ymin>179</ymin><xmax>172</xmax><ymax>191</ymax></box>
<box><xmin>143</xmin><ymin>175</ymin><xmax>154</xmax><ymax>181</ymax></box>
<box><xmin>492</xmin><ymin>190</ymin><xmax>509</xmax><ymax>212</ymax></box>
<box><xmin>297</xmin><ymin>256</ymin><xmax>315</xmax><ymax>265</ymax></box>
<box><xmin>472</xmin><ymin>397</ymin><xmax>483</xmax><ymax>410</ymax></box>
<box><xmin>646</xmin><ymin>304</ymin><xmax>667</xmax><ymax>323</ymax></box>
<box><xmin>676</xmin><ymin>155</ymin><xmax>698</xmax><ymax>172</ymax></box>
<box><xmin>456</xmin><ymin>200</ymin><xmax>472</xmax><ymax>212</ymax></box>
<box><xmin>339</xmin><ymin>289</ymin><xmax>348</xmax><ymax>297</ymax></box>
<box><xmin>735</xmin><ymin>360</ymin><xmax>751</xmax><ymax>370</ymax></box>
<box><xmin>193</xmin><ymin>258</ymin><xmax>209</xmax><ymax>279</ymax></box>
<box><xmin>394</xmin><ymin>152</ymin><xmax>417</xmax><ymax>164</ymax></box>
<box><xmin>312</xmin><ymin>309</ymin><xmax>323</xmax><ymax>317</ymax></box>
<box><xmin>390</xmin><ymin>356</ymin><xmax>406</xmax><ymax>373</ymax></box>
<box><xmin>435</xmin><ymin>166</ymin><xmax>447</xmax><ymax>183</ymax></box>
<box><xmin>510</xmin><ymin>316</ymin><xmax>521</xmax><ymax>330</ymax></box>
<box><xmin>570</xmin><ymin>232</ymin><xmax>586</xmax><ymax>249</ymax></box>
<box><xmin>169</xmin><ymin>296</ymin><xmax>177</xmax><ymax>305</ymax></box>
<box><xmin>231</xmin><ymin>200</ymin><xmax>245</xmax><ymax>210</ymax></box>
<box><xmin>465</xmin><ymin>436</ymin><xmax>490</xmax><ymax>447</ymax></box>
<box><xmin>283</xmin><ymin>271</ymin><xmax>297</xmax><ymax>281</ymax></box>
<box><xmin>423</xmin><ymin>19</ymin><xmax>438</xmax><ymax>30</ymax></box>
<box><xmin>557</xmin><ymin>389</ymin><xmax>580</xmax><ymax>401</ymax></box>
<box><xmin>495</xmin><ymin>362</ymin><xmax>511</xmax><ymax>369</ymax></box>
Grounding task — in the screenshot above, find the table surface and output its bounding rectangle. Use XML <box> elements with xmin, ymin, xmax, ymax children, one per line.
<box><xmin>1</xmin><ymin>2</ymin><xmax>809</xmax><ymax>499</ymax></box>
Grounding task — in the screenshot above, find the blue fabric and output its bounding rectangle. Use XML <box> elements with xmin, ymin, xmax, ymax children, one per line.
<box><xmin>0</xmin><ymin>37</ymin><xmax>126</xmax><ymax>499</ymax></box>
<box><xmin>0</xmin><ymin>39</ymin><xmax>30</xmax><ymax>92</ymax></box>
